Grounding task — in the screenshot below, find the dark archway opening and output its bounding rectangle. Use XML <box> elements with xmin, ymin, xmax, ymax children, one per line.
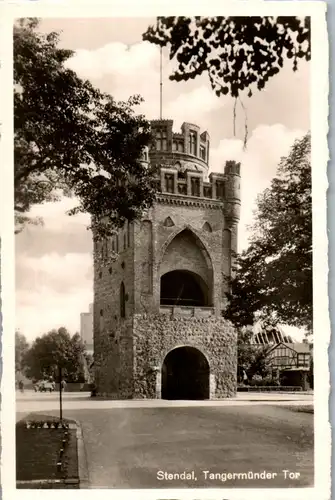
<box><xmin>161</xmin><ymin>346</ymin><xmax>210</xmax><ymax>400</ymax></box>
<box><xmin>160</xmin><ymin>270</ymin><xmax>208</xmax><ymax>307</ymax></box>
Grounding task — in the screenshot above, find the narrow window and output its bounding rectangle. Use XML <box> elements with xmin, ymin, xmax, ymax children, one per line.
<box><xmin>200</xmin><ymin>145</ymin><xmax>206</xmax><ymax>160</ymax></box>
<box><xmin>156</xmin><ymin>130</ymin><xmax>162</xmax><ymax>150</ymax></box>
<box><xmin>189</xmin><ymin>132</ymin><xmax>197</xmax><ymax>156</ymax></box>
<box><xmin>191</xmin><ymin>177</ymin><xmax>200</xmax><ymax>196</ymax></box>
<box><xmin>120</xmin><ymin>282</ymin><xmax>126</xmax><ymax>318</ymax></box>
<box><xmin>162</xmin><ymin>129</ymin><xmax>168</xmax><ymax>151</ymax></box>
<box><xmin>165</xmin><ymin>174</ymin><xmax>174</xmax><ymax>194</ymax></box>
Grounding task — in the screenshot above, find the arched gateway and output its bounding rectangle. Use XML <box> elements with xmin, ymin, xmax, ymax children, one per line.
<box><xmin>161</xmin><ymin>346</ymin><xmax>210</xmax><ymax>400</ymax></box>
<box><xmin>93</xmin><ymin>119</ymin><xmax>240</xmax><ymax>399</ymax></box>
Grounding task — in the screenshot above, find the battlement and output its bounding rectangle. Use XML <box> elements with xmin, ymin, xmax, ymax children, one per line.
<box><xmin>225</xmin><ymin>160</ymin><xmax>241</xmax><ymax>175</ymax></box>
<box><xmin>155</xmin><ymin>161</ymin><xmax>240</xmax><ymax>206</ymax></box>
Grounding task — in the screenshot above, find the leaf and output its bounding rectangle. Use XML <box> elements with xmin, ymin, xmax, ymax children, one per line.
<box><xmin>142</xmin><ymin>16</ymin><xmax>310</xmax><ymax>99</ymax></box>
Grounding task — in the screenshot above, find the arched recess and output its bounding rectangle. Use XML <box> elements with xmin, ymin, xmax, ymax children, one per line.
<box><xmin>161</xmin><ymin>346</ymin><xmax>210</xmax><ymax>400</ymax></box>
<box><xmin>163</xmin><ymin>216</ymin><xmax>175</xmax><ymax>227</ymax></box>
<box><xmin>140</xmin><ymin>220</ymin><xmax>153</xmax><ymax>294</ymax></box>
<box><xmin>202</xmin><ymin>222</ymin><xmax>212</xmax><ymax>232</ymax></box>
<box><xmin>159</xmin><ymin>227</ymin><xmax>214</xmax><ymax>306</ymax></box>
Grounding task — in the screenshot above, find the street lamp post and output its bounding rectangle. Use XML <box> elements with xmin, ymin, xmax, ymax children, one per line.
<box><xmin>59</xmin><ymin>364</ymin><xmax>63</xmax><ymax>421</ymax></box>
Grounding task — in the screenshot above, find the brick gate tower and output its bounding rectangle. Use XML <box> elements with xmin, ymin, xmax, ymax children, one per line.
<box><xmin>93</xmin><ymin>119</ymin><xmax>241</xmax><ymax>399</ymax></box>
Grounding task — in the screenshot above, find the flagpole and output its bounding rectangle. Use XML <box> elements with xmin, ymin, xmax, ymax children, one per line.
<box><xmin>160</xmin><ymin>46</ymin><xmax>163</xmax><ymax>119</ymax></box>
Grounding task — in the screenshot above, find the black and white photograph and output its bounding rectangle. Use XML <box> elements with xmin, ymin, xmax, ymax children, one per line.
<box><xmin>0</xmin><ymin>2</ymin><xmax>330</xmax><ymax>498</ymax></box>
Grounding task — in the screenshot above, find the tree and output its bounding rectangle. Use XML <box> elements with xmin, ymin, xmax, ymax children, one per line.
<box><xmin>226</xmin><ymin>133</ymin><xmax>312</xmax><ymax>331</ymax></box>
<box><xmin>24</xmin><ymin>327</ymin><xmax>87</xmax><ymax>382</ymax></box>
<box><xmin>15</xmin><ymin>18</ymin><xmax>157</xmax><ymax>238</ymax></box>
<box><xmin>143</xmin><ymin>17</ymin><xmax>310</xmax><ymax>99</ymax></box>
<box><xmin>236</xmin><ymin>326</ymin><xmax>272</xmax><ymax>383</ymax></box>
<box><xmin>15</xmin><ymin>331</ymin><xmax>30</xmax><ymax>374</ymax></box>
<box><xmin>238</xmin><ymin>344</ymin><xmax>272</xmax><ymax>382</ymax></box>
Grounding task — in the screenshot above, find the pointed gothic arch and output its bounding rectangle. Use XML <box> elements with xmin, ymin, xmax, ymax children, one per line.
<box><xmin>158</xmin><ymin>224</ymin><xmax>213</xmax><ymax>267</ymax></box>
<box><xmin>159</xmin><ymin>227</ymin><xmax>214</xmax><ymax>307</ymax></box>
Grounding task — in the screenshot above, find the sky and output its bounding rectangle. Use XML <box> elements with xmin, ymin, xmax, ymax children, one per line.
<box><xmin>15</xmin><ymin>17</ymin><xmax>310</xmax><ymax>342</ymax></box>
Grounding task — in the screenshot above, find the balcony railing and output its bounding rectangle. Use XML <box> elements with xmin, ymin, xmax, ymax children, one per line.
<box><xmin>159</xmin><ymin>305</ymin><xmax>215</xmax><ymax>317</ymax></box>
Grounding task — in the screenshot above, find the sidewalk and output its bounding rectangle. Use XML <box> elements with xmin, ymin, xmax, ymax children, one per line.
<box><xmin>235</xmin><ymin>391</ymin><xmax>313</xmax><ymax>401</ymax></box>
<box><xmin>16</xmin><ymin>391</ymin><xmax>313</xmax><ymax>416</ymax></box>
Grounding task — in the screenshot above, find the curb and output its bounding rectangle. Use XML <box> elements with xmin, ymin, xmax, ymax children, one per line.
<box><xmin>73</xmin><ymin>419</ymin><xmax>90</xmax><ymax>488</ymax></box>
<box><xmin>17</xmin><ymin>478</ymin><xmax>79</xmax><ymax>487</ymax></box>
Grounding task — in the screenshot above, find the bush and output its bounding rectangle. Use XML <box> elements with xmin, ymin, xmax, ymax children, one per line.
<box><xmin>247</xmin><ymin>377</ymin><xmax>281</xmax><ymax>387</ymax></box>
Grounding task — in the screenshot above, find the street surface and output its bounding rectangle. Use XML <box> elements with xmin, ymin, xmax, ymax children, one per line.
<box><xmin>16</xmin><ymin>391</ymin><xmax>314</xmax><ymax>489</ymax></box>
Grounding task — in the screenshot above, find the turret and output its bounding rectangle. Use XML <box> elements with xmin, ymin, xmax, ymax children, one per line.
<box><xmin>224</xmin><ymin>160</ymin><xmax>241</xmax><ymax>227</ymax></box>
<box><xmin>149</xmin><ymin>119</ymin><xmax>210</xmax><ymax>176</ymax></box>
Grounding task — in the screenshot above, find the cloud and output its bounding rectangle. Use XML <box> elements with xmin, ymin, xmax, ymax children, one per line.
<box><xmin>65</xmin><ymin>40</ymin><xmax>159</xmax><ymax>81</ymax></box>
<box><xmin>166</xmin><ymin>86</ymin><xmax>225</xmax><ymax>130</ymax></box>
<box><xmin>209</xmin><ymin>123</ymin><xmax>306</xmax><ymax>250</ymax></box>
<box><xmin>28</xmin><ymin>197</ymin><xmax>91</xmax><ymax>232</ymax></box>
<box><xmin>65</xmin><ymin>40</ymin><xmax>220</xmax><ymax>130</ymax></box>
<box><xmin>17</xmin><ymin>252</ymin><xmax>92</xmax><ymax>291</ymax></box>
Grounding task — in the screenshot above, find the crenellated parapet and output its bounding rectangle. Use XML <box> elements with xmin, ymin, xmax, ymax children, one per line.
<box><xmin>147</xmin><ymin>120</ymin><xmax>240</xmax><ymax>222</ymax></box>
<box><xmin>154</xmin><ymin>160</ymin><xmax>240</xmax><ymax>221</ymax></box>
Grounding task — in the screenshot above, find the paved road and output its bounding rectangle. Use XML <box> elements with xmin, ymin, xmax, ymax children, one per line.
<box><xmin>16</xmin><ymin>393</ymin><xmax>314</xmax><ymax>489</ymax></box>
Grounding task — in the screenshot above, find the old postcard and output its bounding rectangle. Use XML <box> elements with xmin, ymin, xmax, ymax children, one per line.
<box><xmin>0</xmin><ymin>1</ymin><xmax>330</xmax><ymax>500</ymax></box>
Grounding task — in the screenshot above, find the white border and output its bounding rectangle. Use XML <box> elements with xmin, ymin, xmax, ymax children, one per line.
<box><xmin>0</xmin><ymin>2</ymin><xmax>330</xmax><ymax>500</ymax></box>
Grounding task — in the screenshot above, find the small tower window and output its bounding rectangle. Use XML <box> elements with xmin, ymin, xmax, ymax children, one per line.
<box><xmin>165</xmin><ymin>174</ymin><xmax>174</xmax><ymax>194</ymax></box>
<box><xmin>191</xmin><ymin>177</ymin><xmax>200</xmax><ymax>197</ymax></box>
<box><xmin>99</xmin><ymin>309</ymin><xmax>104</xmax><ymax>331</ymax></box>
<box><xmin>156</xmin><ymin>129</ymin><xmax>167</xmax><ymax>151</ymax></box>
<box><xmin>200</xmin><ymin>145</ymin><xmax>206</xmax><ymax>160</ymax></box>
<box><xmin>204</xmin><ymin>185</ymin><xmax>212</xmax><ymax>198</ymax></box>
<box><xmin>172</xmin><ymin>141</ymin><xmax>177</xmax><ymax>151</ymax></box>
<box><xmin>178</xmin><ymin>141</ymin><xmax>184</xmax><ymax>152</ymax></box>
<box><xmin>189</xmin><ymin>132</ymin><xmax>197</xmax><ymax>156</ymax></box>
<box><xmin>120</xmin><ymin>282</ymin><xmax>126</xmax><ymax>318</ymax></box>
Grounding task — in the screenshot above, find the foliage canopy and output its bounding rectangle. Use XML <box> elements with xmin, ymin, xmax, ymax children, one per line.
<box><xmin>15</xmin><ymin>18</ymin><xmax>157</xmax><ymax>238</ymax></box>
<box><xmin>226</xmin><ymin>134</ymin><xmax>312</xmax><ymax>332</ymax></box>
<box><xmin>24</xmin><ymin>327</ymin><xmax>88</xmax><ymax>382</ymax></box>
<box><xmin>143</xmin><ymin>16</ymin><xmax>310</xmax><ymax>99</ymax></box>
